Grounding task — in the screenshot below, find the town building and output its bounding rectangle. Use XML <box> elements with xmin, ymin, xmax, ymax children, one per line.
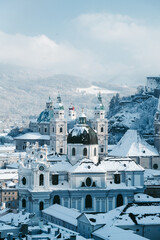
<box><xmin>18</xmin><ymin>114</ymin><xmax>144</xmax><ymax>214</ymax></box>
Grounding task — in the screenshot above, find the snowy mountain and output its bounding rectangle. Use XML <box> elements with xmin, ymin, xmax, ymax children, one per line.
<box><xmin>107</xmin><ymin>93</ymin><xmax>158</xmax><ymax>144</ymax></box>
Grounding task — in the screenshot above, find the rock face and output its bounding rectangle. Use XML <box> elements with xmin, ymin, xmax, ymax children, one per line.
<box><xmin>107</xmin><ymin>93</ymin><xmax>158</xmax><ymax>144</ymax></box>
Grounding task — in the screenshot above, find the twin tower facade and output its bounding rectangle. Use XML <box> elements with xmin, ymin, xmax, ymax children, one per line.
<box><xmin>34</xmin><ymin>93</ymin><xmax>108</xmax><ymax>157</ymax></box>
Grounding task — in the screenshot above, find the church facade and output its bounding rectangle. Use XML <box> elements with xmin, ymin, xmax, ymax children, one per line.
<box><xmin>18</xmin><ymin>113</ymin><xmax>144</xmax><ymax>214</ymax></box>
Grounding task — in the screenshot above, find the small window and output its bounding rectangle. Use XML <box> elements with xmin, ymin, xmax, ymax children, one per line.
<box><xmin>52</xmin><ymin>175</ymin><xmax>58</xmax><ymax>185</ymax></box>
<box><xmin>94</xmin><ymin>148</ymin><xmax>96</xmax><ymax>156</ymax></box>
<box><xmin>86</xmin><ymin>177</ymin><xmax>92</xmax><ymax>187</ymax></box>
<box><xmin>39</xmin><ymin>174</ymin><xmax>44</xmax><ymax>186</ymax></box>
<box><xmin>22</xmin><ymin>177</ymin><xmax>26</xmax><ymax>185</ymax></box>
<box><xmin>116</xmin><ymin>194</ymin><xmax>123</xmax><ymax>207</ymax></box>
<box><xmin>101</xmin><ymin>127</ymin><xmax>104</xmax><ymax>132</ymax></box>
<box><xmin>53</xmin><ymin>195</ymin><xmax>60</xmax><ymax>204</ymax></box>
<box><xmin>22</xmin><ymin>199</ymin><xmax>26</xmax><ymax>208</ymax></box>
<box><xmin>101</xmin><ymin>148</ymin><xmax>104</xmax><ymax>153</ymax></box>
<box><xmin>85</xmin><ymin>195</ymin><xmax>92</xmax><ymax>208</ymax></box>
<box><xmin>60</xmin><ymin>148</ymin><xmax>63</xmax><ymax>154</ymax></box>
<box><xmin>83</xmin><ymin>148</ymin><xmax>87</xmax><ymax>156</ymax></box>
<box><xmin>53</xmin><ymin>127</ymin><xmax>54</xmax><ymax>132</ymax></box>
<box><xmin>8</xmin><ymin>192</ymin><xmax>10</xmax><ymax>195</ymax></box>
<box><xmin>114</xmin><ymin>174</ymin><xmax>120</xmax><ymax>184</ymax></box>
<box><xmin>153</xmin><ymin>164</ymin><xmax>158</xmax><ymax>169</ymax></box>
<box><xmin>39</xmin><ymin>201</ymin><xmax>44</xmax><ymax>211</ymax></box>
<box><xmin>60</xmin><ymin>127</ymin><xmax>63</xmax><ymax>133</ymax></box>
<box><xmin>72</xmin><ymin>148</ymin><xmax>76</xmax><ymax>156</ymax></box>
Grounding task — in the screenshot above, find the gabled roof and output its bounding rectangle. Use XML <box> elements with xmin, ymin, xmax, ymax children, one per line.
<box><xmin>109</xmin><ymin>130</ymin><xmax>159</xmax><ymax>157</ymax></box>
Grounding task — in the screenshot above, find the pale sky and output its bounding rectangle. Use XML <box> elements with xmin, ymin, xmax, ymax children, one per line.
<box><xmin>0</xmin><ymin>0</ymin><xmax>160</xmax><ymax>86</ymax></box>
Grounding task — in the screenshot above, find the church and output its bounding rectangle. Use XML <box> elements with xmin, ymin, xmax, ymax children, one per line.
<box><xmin>18</xmin><ymin>94</ymin><xmax>145</xmax><ymax>214</ymax></box>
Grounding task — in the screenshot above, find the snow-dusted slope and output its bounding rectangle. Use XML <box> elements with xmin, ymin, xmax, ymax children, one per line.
<box><xmin>108</xmin><ymin>94</ymin><xmax>158</xmax><ymax>144</ymax></box>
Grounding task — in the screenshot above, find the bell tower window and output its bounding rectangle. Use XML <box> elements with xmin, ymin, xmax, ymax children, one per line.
<box><xmin>39</xmin><ymin>174</ymin><xmax>44</xmax><ymax>186</ymax></box>
<box><xmin>83</xmin><ymin>148</ymin><xmax>87</xmax><ymax>156</ymax></box>
<box><xmin>22</xmin><ymin>177</ymin><xmax>26</xmax><ymax>185</ymax></box>
<box><xmin>60</xmin><ymin>127</ymin><xmax>63</xmax><ymax>133</ymax></box>
<box><xmin>94</xmin><ymin>148</ymin><xmax>96</xmax><ymax>156</ymax></box>
<box><xmin>72</xmin><ymin>148</ymin><xmax>76</xmax><ymax>156</ymax></box>
<box><xmin>101</xmin><ymin>127</ymin><xmax>104</xmax><ymax>132</ymax></box>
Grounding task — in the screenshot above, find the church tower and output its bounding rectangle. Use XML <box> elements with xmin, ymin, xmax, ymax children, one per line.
<box><xmin>90</xmin><ymin>93</ymin><xmax>108</xmax><ymax>156</ymax></box>
<box><xmin>154</xmin><ymin>97</ymin><xmax>160</xmax><ymax>153</ymax></box>
<box><xmin>50</xmin><ymin>94</ymin><xmax>67</xmax><ymax>154</ymax></box>
<box><xmin>68</xmin><ymin>104</ymin><xmax>76</xmax><ymax>120</ymax></box>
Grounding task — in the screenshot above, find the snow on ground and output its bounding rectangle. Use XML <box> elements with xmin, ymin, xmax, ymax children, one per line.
<box><xmin>76</xmin><ymin>85</ymin><xmax>116</xmax><ymax>95</ymax></box>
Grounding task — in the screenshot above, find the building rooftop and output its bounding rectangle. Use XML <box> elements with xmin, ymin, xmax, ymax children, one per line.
<box><xmin>109</xmin><ymin>130</ymin><xmax>159</xmax><ymax>157</ymax></box>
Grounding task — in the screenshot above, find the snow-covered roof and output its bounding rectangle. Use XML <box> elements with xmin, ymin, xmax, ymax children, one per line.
<box><xmin>0</xmin><ymin>211</ymin><xmax>30</xmax><ymax>225</ymax></box>
<box><xmin>0</xmin><ymin>169</ymin><xmax>18</xmax><ymax>180</ymax></box>
<box><xmin>50</xmin><ymin>161</ymin><xmax>72</xmax><ymax>172</ymax></box>
<box><xmin>0</xmin><ymin>144</ymin><xmax>15</xmax><ymax>153</ymax></box>
<box><xmin>92</xmin><ymin>225</ymin><xmax>147</xmax><ymax>240</ymax></box>
<box><xmin>134</xmin><ymin>193</ymin><xmax>160</xmax><ymax>202</ymax></box>
<box><xmin>109</xmin><ymin>130</ymin><xmax>159</xmax><ymax>157</ymax></box>
<box><xmin>14</xmin><ymin>132</ymin><xmax>50</xmax><ymax>140</ymax></box>
<box><xmin>144</xmin><ymin>169</ymin><xmax>160</xmax><ymax>185</ymax></box>
<box><xmin>42</xmin><ymin>204</ymin><xmax>81</xmax><ymax>226</ymax></box>
<box><xmin>100</xmin><ymin>157</ymin><xmax>144</xmax><ymax>172</ymax></box>
<box><xmin>70</xmin><ymin>159</ymin><xmax>106</xmax><ymax>174</ymax></box>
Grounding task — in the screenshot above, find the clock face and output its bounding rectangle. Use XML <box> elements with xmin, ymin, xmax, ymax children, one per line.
<box><xmin>39</xmin><ymin>165</ymin><xmax>44</xmax><ymax>171</ymax></box>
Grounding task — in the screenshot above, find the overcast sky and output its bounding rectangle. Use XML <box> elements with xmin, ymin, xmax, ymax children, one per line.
<box><xmin>0</xmin><ymin>0</ymin><xmax>160</xmax><ymax>86</ymax></box>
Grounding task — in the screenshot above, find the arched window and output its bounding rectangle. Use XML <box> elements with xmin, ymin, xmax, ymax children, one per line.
<box><xmin>39</xmin><ymin>201</ymin><xmax>44</xmax><ymax>211</ymax></box>
<box><xmin>60</xmin><ymin>127</ymin><xmax>63</xmax><ymax>133</ymax></box>
<box><xmin>72</xmin><ymin>148</ymin><xmax>76</xmax><ymax>156</ymax></box>
<box><xmin>101</xmin><ymin>127</ymin><xmax>104</xmax><ymax>132</ymax></box>
<box><xmin>94</xmin><ymin>148</ymin><xmax>96</xmax><ymax>156</ymax></box>
<box><xmin>116</xmin><ymin>194</ymin><xmax>123</xmax><ymax>207</ymax></box>
<box><xmin>22</xmin><ymin>177</ymin><xmax>26</xmax><ymax>185</ymax></box>
<box><xmin>53</xmin><ymin>195</ymin><xmax>60</xmax><ymax>205</ymax></box>
<box><xmin>83</xmin><ymin>148</ymin><xmax>87</xmax><ymax>156</ymax></box>
<box><xmin>60</xmin><ymin>148</ymin><xmax>63</xmax><ymax>154</ymax></box>
<box><xmin>39</xmin><ymin>174</ymin><xmax>44</xmax><ymax>186</ymax></box>
<box><xmin>22</xmin><ymin>199</ymin><xmax>26</xmax><ymax>208</ymax></box>
<box><xmin>85</xmin><ymin>195</ymin><xmax>92</xmax><ymax>208</ymax></box>
<box><xmin>86</xmin><ymin>177</ymin><xmax>92</xmax><ymax>187</ymax></box>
